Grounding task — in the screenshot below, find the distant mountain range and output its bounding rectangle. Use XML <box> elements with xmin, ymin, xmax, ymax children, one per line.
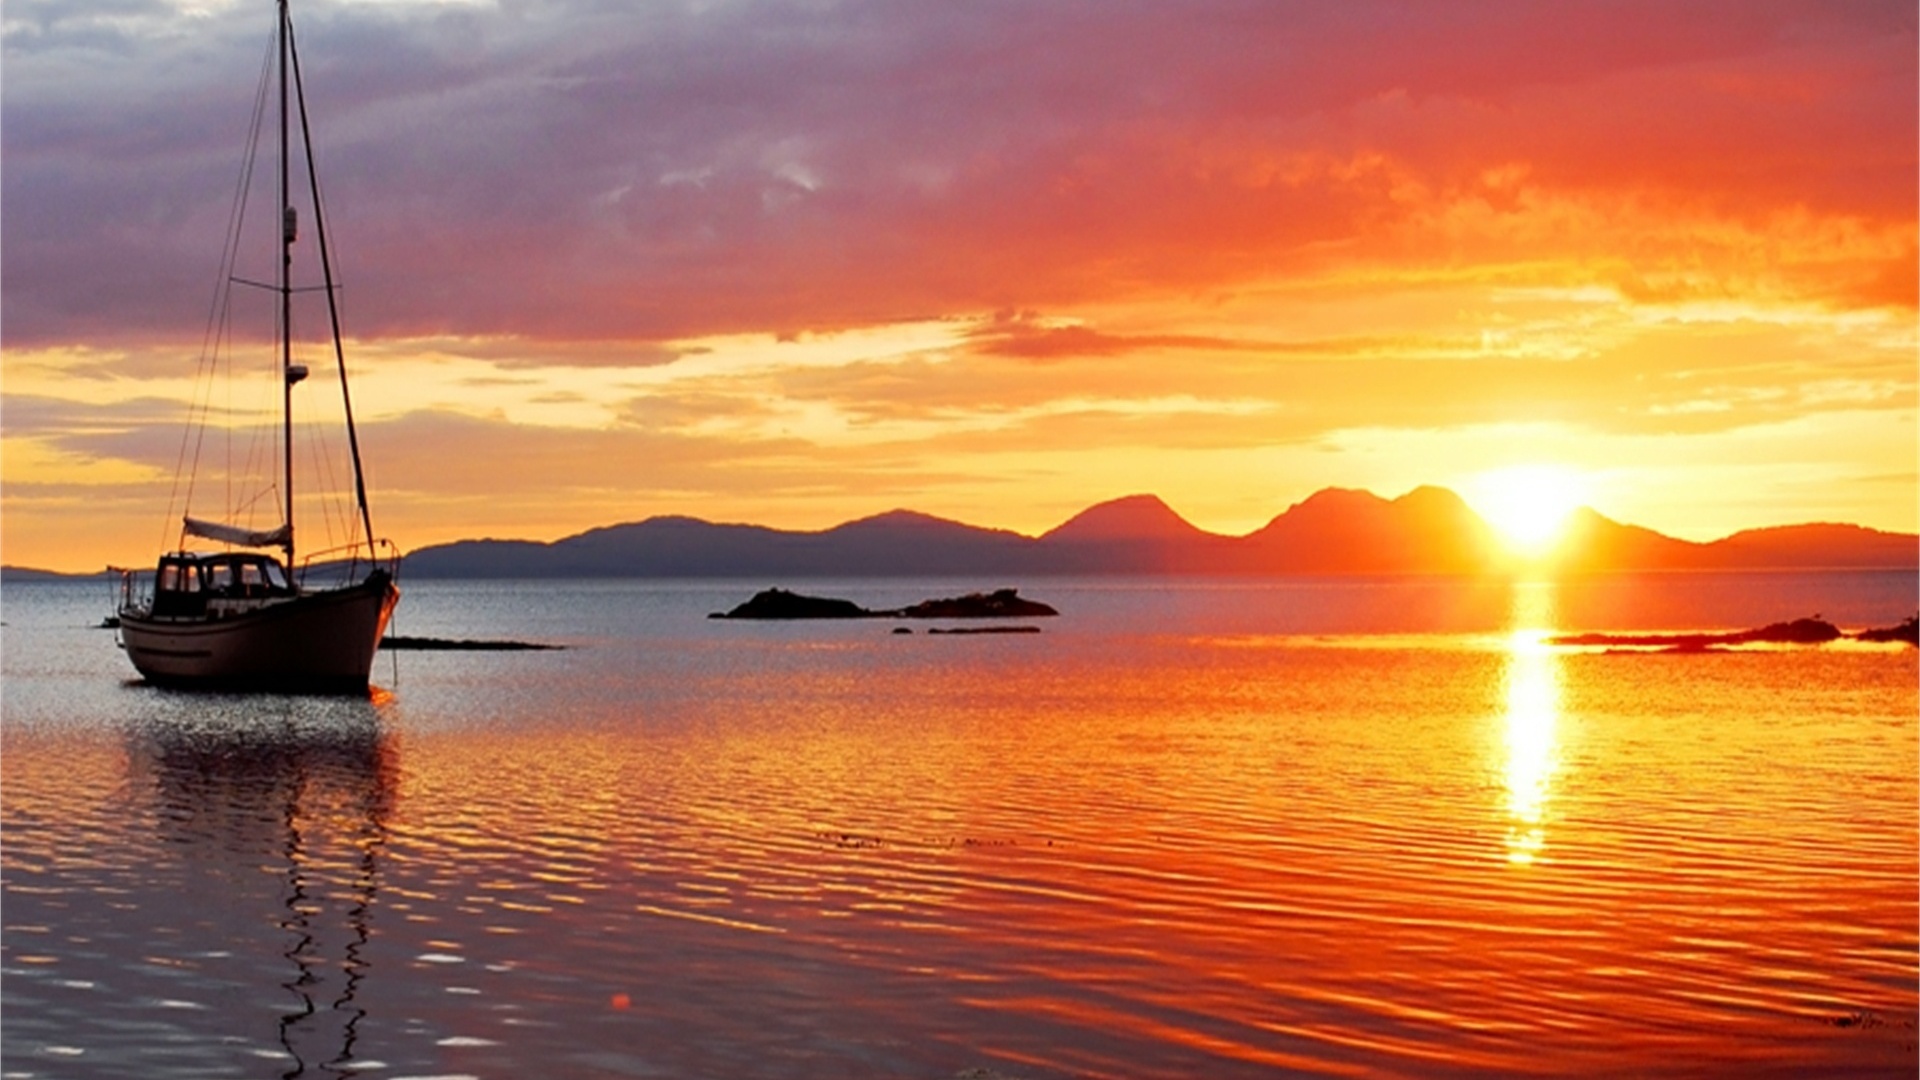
<box><xmin>389</xmin><ymin>486</ymin><xmax>1919</xmax><ymax>578</ymax></box>
<box><xmin>7</xmin><ymin>486</ymin><xmax>1912</xmax><ymax>582</ymax></box>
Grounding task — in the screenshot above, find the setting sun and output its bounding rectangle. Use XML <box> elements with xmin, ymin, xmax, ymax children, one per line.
<box><xmin>1466</xmin><ymin>465</ymin><xmax>1591</xmax><ymax>555</ymax></box>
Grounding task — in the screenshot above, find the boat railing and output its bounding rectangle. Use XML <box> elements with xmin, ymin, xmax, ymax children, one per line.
<box><xmin>111</xmin><ymin>565</ymin><xmax>151</xmax><ymax>617</ymax></box>
<box><xmin>294</xmin><ymin>539</ymin><xmax>403</xmax><ymax>590</ymax></box>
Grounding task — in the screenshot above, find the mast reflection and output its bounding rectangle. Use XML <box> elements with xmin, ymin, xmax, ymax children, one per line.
<box><xmin>126</xmin><ymin>692</ymin><xmax>398</xmax><ymax>1077</ymax></box>
<box><xmin>1502</xmin><ymin>583</ymin><xmax>1562</xmax><ymax>866</ymax></box>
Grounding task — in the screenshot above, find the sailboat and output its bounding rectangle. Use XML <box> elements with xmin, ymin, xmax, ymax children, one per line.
<box><xmin>116</xmin><ymin>0</ymin><xmax>399</xmax><ymax>692</ymax></box>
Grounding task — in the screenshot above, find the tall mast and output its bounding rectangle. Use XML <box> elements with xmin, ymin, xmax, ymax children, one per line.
<box><xmin>278</xmin><ymin>0</ymin><xmax>296</xmax><ymax>568</ymax></box>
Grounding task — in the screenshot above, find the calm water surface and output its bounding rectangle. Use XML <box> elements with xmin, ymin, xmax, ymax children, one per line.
<box><xmin>3</xmin><ymin>573</ymin><xmax>1915</xmax><ymax>1078</ymax></box>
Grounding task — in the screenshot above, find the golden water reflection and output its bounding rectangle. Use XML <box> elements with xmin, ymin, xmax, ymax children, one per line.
<box><xmin>1502</xmin><ymin>582</ymin><xmax>1562</xmax><ymax>866</ymax></box>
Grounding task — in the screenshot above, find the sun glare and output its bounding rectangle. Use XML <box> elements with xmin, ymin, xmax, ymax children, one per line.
<box><xmin>1467</xmin><ymin>465</ymin><xmax>1589</xmax><ymax>555</ymax></box>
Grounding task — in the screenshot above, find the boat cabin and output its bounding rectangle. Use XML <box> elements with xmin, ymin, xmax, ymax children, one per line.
<box><xmin>150</xmin><ymin>553</ymin><xmax>296</xmax><ymax>618</ymax></box>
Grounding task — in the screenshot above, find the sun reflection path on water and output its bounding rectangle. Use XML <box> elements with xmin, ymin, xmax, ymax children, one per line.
<box><xmin>1502</xmin><ymin>582</ymin><xmax>1562</xmax><ymax>866</ymax></box>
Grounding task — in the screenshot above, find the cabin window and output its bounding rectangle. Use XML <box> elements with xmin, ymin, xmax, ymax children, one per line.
<box><xmin>151</xmin><ymin>559</ymin><xmax>208</xmax><ymax>616</ymax></box>
<box><xmin>206</xmin><ymin>563</ymin><xmax>235</xmax><ymax>594</ymax></box>
<box><xmin>240</xmin><ymin>563</ymin><xmax>265</xmax><ymax>590</ymax></box>
<box><xmin>264</xmin><ymin>562</ymin><xmax>291</xmax><ymax>591</ymax></box>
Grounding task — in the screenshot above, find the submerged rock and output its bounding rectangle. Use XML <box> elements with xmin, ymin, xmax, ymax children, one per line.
<box><xmin>380</xmin><ymin>635</ymin><xmax>564</xmax><ymax>651</ymax></box>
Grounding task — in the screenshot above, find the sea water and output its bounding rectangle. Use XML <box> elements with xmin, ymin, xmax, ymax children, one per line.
<box><xmin>3</xmin><ymin>573</ymin><xmax>1915</xmax><ymax>1078</ymax></box>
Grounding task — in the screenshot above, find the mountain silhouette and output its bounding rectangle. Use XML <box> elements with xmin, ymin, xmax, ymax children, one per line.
<box><xmin>12</xmin><ymin>487</ymin><xmax>1904</xmax><ymax>580</ymax></box>
<box><xmin>421</xmin><ymin>511</ymin><xmax>1035</xmax><ymax>578</ymax></box>
<box><xmin>1036</xmin><ymin>494</ymin><xmax>1230</xmax><ymax>572</ymax></box>
<box><xmin>1702</xmin><ymin>523</ymin><xmax>1919</xmax><ymax>569</ymax></box>
<box><xmin>1557</xmin><ymin>507</ymin><xmax>1699</xmax><ymax>571</ymax></box>
<box><xmin>1243</xmin><ymin>486</ymin><xmax>1503</xmax><ymax>573</ymax></box>
<box><xmin>380</xmin><ymin>487</ymin><xmax>1916</xmax><ymax>579</ymax></box>
<box><xmin>1041</xmin><ymin>495</ymin><xmax>1205</xmax><ymax>543</ymax></box>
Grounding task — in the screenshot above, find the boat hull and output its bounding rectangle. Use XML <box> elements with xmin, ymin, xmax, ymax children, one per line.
<box><xmin>120</xmin><ymin>573</ymin><xmax>399</xmax><ymax>693</ymax></box>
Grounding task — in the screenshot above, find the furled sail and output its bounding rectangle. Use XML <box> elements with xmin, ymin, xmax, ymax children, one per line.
<box><xmin>184</xmin><ymin>517</ymin><xmax>292</xmax><ymax>549</ymax></box>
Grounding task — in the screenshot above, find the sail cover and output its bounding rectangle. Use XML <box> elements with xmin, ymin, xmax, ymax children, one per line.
<box><xmin>184</xmin><ymin>517</ymin><xmax>292</xmax><ymax>549</ymax></box>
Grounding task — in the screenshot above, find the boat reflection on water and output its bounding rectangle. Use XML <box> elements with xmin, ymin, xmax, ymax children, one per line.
<box><xmin>1501</xmin><ymin>583</ymin><xmax>1562</xmax><ymax>866</ymax></box>
<box><xmin>124</xmin><ymin>691</ymin><xmax>398</xmax><ymax>1078</ymax></box>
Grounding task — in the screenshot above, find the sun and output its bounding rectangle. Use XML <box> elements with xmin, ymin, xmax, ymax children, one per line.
<box><xmin>1464</xmin><ymin>465</ymin><xmax>1590</xmax><ymax>555</ymax></box>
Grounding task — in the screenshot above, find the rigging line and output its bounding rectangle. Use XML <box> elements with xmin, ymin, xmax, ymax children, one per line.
<box><xmin>171</xmin><ymin>24</ymin><xmax>278</xmax><ymax>553</ymax></box>
<box><xmin>222</xmin><ymin>303</ymin><xmax>231</xmax><ymax>527</ymax></box>
<box><xmin>235</xmin><ymin>348</ymin><xmax>286</xmax><ymax>535</ymax></box>
<box><xmin>279</xmin><ymin>0</ymin><xmax>296</xmax><ymax>566</ymax></box>
<box><xmin>215</xmin><ymin>47</ymin><xmax>273</xmax><ymax>535</ymax></box>
<box><xmin>239</xmin><ymin>288</ymin><xmax>287</xmax><ymax>527</ymax></box>
<box><xmin>319</xmin><ymin>421</ymin><xmax>358</xmax><ymax>553</ymax></box>
<box><xmin>231</xmin><ymin>277</ymin><xmax>336</xmax><ymax>294</ymax></box>
<box><xmin>289</xmin><ymin>17</ymin><xmax>377</xmax><ymax>564</ymax></box>
<box><xmin>301</xmin><ymin>420</ymin><xmax>348</xmax><ymax>558</ymax></box>
<box><xmin>238</xmin><ymin>377</ymin><xmax>276</xmax><ymax>530</ymax></box>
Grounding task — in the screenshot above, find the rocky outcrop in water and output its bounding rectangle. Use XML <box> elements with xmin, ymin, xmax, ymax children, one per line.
<box><xmin>1548</xmin><ymin>617</ymin><xmax>1843</xmax><ymax>649</ymax></box>
<box><xmin>711</xmin><ymin>586</ymin><xmax>1057</xmax><ymax>621</ymax></box>
<box><xmin>896</xmin><ymin>589</ymin><xmax>1057</xmax><ymax>619</ymax></box>
<box><xmin>1549</xmin><ymin>614</ymin><xmax>1917</xmax><ymax>651</ymax></box>
<box><xmin>1854</xmin><ymin>615</ymin><xmax>1919</xmax><ymax>645</ymax></box>
<box><xmin>708</xmin><ymin>588</ymin><xmax>875</xmax><ymax>620</ymax></box>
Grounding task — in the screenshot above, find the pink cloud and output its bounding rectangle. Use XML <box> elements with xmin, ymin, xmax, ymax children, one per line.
<box><xmin>4</xmin><ymin>0</ymin><xmax>1912</xmax><ymax>350</ymax></box>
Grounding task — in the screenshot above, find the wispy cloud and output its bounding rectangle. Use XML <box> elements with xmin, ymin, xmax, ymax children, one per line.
<box><xmin>7</xmin><ymin>0</ymin><xmax>1912</xmax><ymax>347</ymax></box>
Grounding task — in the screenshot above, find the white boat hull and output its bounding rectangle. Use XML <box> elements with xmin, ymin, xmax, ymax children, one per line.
<box><xmin>120</xmin><ymin>573</ymin><xmax>399</xmax><ymax>692</ymax></box>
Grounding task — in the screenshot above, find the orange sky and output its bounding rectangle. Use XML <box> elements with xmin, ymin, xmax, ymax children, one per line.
<box><xmin>3</xmin><ymin>0</ymin><xmax>1914</xmax><ymax>572</ymax></box>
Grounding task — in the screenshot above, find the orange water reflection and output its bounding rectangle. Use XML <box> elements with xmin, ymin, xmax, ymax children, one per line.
<box><xmin>6</xmin><ymin>575</ymin><xmax>1915</xmax><ymax>1078</ymax></box>
<box><xmin>1501</xmin><ymin>582</ymin><xmax>1561</xmax><ymax>866</ymax></box>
